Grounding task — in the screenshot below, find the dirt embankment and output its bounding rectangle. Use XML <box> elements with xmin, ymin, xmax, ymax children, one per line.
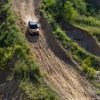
<box><xmin>61</xmin><ymin>22</ymin><xmax>100</xmax><ymax>57</ymax></box>
<box><xmin>11</xmin><ymin>0</ymin><xmax>96</xmax><ymax>100</ymax></box>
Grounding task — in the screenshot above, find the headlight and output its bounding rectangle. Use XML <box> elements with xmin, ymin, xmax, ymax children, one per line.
<box><xmin>37</xmin><ymin>29</ymin><xmax>39</xmax><ymax>31</ymax></box>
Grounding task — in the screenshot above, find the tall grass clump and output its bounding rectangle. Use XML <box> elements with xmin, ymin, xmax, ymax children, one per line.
<box><xmin>82</xmin><ymin>64</ymin><xmax>96</xmax><ymax>79</ymax></box>
<box><xmin>20</xmin><ymin>81</ymin><xmax>58</xmax><ymax>100</ymax></box>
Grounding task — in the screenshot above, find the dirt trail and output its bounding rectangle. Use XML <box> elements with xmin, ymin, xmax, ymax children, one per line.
<box><xmin>12</xmin><ymin>0</ymin><xmax>95</xmax><ymax>100</ymax></box>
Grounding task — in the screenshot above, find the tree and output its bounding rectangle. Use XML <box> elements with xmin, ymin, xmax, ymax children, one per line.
<box><xmin>63</xmin><ymin>1</ymin><xmax>78</xmax><ymax>23</ymax></box>
<box><xmin>70</xmin><ymin>0</ymin><xmax>87</xmax><ymax>14</ymax></box>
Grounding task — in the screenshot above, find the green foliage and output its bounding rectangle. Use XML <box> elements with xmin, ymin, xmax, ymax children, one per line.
<box><xmin>41</xmin><ymin>0</ymin><xmax>57</xmax><ymax>14</ymax></box>
<box><xmin>14</xmin><ymin>61</ymin><xmax>28</xmax><ymax>79</ymax></box>
<box><xmin>81</xmin><ymin>63</ymin><xmax>96</xmax><ymax>79</ymax></box>
<box><xmin>86</xmin><ymin>0</ymin><xmax>100</xmax><ymax>14</ymax></box>
<box><xmin>53</xmin><ymin>26</ymin><xmax>71</xmax><ymax>48</ymax></box>
<box><xmin>0</xmin><ymin>15</ymin><xmax>19</xmax><ymax>69</ymax></box>
<box><xmin>20</xmin><ymin>81</ymin><xmax>58</xmax><ymax>100</ymax></box>
<box><xmin>41</xmin><ymin>0</ymin><xmax>78</xmax><ymax>23</ymax></box>
<box><xmin>63</xmin><ymin>1</ymin><xmax>78</xmax><ymax>22</ymax></box>
<box><xmin>14</xmin><ymin>61</ymin><xmax>40</xmax><ymax>82</ymax></box>
<box><xmin>42</xmin><ymin>0</ymin><xmax>100</xmax><ymax>42</ymax></box>
<box><xmin>69</xmin><ymin>0</ymin><xmax>87</xmax><ymax>14</ymax></box>
<box><xmin>0</xmin><ymin>47</ymin><xmax>14</xmax><ymax>70</ymax></box>
<box><xmin>73</xmin><ymin>55</ymin><xmax>82</xmax><ymax>64</ymax></box>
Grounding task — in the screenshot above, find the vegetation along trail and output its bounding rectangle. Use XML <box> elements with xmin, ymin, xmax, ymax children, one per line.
<box><xmin>12</xmin><ymin>0</ymin><xmax>95</xmax><ymax>100</ymax></box>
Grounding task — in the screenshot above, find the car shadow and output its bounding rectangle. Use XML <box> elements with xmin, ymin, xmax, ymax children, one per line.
<box><xmin>25</xmin><ymin>29</ymin><xmax>39</xmax><ymax>43</ymax></box>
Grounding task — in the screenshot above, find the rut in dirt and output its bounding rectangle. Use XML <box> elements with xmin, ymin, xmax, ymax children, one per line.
<box><xmin>12</xmin><ymin>0</ymin><xmax>96</xmax><ymax>100</ymax></box>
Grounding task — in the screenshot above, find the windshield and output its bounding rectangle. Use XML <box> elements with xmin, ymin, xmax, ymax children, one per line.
<box><xmin>29</xmin><ymin>24</ymin><xmax>38</xmax><ymax>29</ymax></box>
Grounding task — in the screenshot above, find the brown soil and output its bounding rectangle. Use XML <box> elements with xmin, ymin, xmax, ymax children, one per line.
<box><xmin>12</xmin><ymin>0</ymin><xmax>96</xmax><ymax>100</ymax></box>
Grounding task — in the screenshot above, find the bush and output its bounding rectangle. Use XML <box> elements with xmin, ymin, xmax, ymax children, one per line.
<box><xmin>20</xmin><ymin>81</ymin><xmax>58</xmax><ymax>100</ymax></box>
<box><xmin>14</xmin><ymin>61</ymin><xmax>29</xmax><ymax>79</ymax></box>
<box><xmin>0</xmin><ymin>47</ymin><xmax>14</xmax><ymax>70</ymax></box>
<box><xmin>14</xmin><ymin>61</ymin><xmax>40</xmax><ymax>82</ymax></box>
<box><xmin>69</xmin><ymin>0</ymin><xmax>87</xmax><ymax>14</ymax></box>
<box><xmin>82</xmin><ymin>63</ymin><xmax>96</xmax><ymax>79</ymax></box>
<box><xmin>63</xmin><ymin>1</ymin><xmax>78</xmax><ymax>23</ymax></box>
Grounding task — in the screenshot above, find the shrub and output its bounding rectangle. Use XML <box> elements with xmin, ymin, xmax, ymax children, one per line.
<box><xmin>63</xmin><ymin>1</ymin><xmax>78</xmax><ymax>23</ymax></box>
<box><xmin>14</xmin><ymin>60</ymin><xmax>40</xmax><ymax>82</ymax></box>
<box><xmin>20</xmin><ymin>81</ymin><xmax>58</xmax><ymax>100</ymax></box>
<box><xmin>14</xmin><ymin>61</ymin><xmax>29</xmax><ymax>79</ymax></box>
<box><xmin>69</xmin><ymin>0</ymin><xmax>87</xmax><ymax>14</ymax></box>
<box><xmin>0</xmin><ymin>47</ymin><xmax>14</xmax><ymax>70</ymax></box>
<box><xmin>82</xmin><ymin>63</ymin><xmax>96</xmax><ymax>79</ymax></box>
<box><xmin>29</xmin><ymin>62</ymin><xmax>40</xmax><ymax>82</ymax></box>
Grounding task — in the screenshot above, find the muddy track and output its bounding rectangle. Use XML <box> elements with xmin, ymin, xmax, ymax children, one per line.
<box><xmin>12</xmin><ymin>0</ymin><xmax>95</xmax><ymax>100</ymax></box>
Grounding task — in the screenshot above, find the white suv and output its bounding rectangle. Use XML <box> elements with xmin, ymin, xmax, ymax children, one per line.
<box><xmin>28</xmin><ymin>20</ymin><xmax>40</xmax><ymax>35</ymax></box>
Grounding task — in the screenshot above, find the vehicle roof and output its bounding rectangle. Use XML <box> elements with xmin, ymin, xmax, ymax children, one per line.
<box><xmin>29</xmin><ymin>20</ymin><xmax>38</xmax><ymax>25</ymax></box>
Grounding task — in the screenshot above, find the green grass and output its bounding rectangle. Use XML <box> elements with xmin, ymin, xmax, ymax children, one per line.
<box><xmin>0</xmin><ymin>47</ymin><xmax>14</xmax><ymax>70</ymax></box>
<box><xmin>82</xmin><ymin>63</ymin><xmax>96</xmax><ymax>78</ymax></box>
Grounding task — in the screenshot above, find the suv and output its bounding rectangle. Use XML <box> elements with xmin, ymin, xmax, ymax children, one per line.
<box><xmin>28</xmin><ymin>20</ymin><xmax>40</xmax><ymax>35</ymax></box>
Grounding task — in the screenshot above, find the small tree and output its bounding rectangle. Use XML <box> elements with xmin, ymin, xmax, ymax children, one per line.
<box><xmin>70</xmin><ymin>0</ymin><xmax>87</xmax><ymax>14</ymax></box>
<box><xmin>63</xmin><ymin>1</ymin><xmax>78</xmax><ymax>23</ymax></box>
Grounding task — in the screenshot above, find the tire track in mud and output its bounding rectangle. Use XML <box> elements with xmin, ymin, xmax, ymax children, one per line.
<box><xmin>12</xmin><ymin>0</ymin><xmax>95</xmax><ymax>100</ymax></box>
